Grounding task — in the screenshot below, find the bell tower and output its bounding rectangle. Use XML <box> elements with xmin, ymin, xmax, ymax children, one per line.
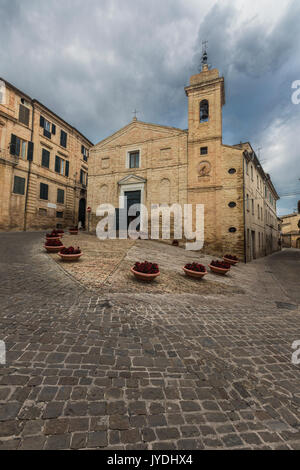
<box><xmin>185</xmin><ymin>45</ymin><xmax>226</xmax><ymax>254</ymax></box>
<box><xmin>185</xmin><ymin>45</ymin><xmax>225</xmax><ymax>143</ymax></box>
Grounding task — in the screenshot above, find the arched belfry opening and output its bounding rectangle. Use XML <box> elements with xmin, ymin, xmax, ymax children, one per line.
<box><xmin>200</xmin><ymin>99</ymin><xmax>209</xmax><ymax>122</ymax></box>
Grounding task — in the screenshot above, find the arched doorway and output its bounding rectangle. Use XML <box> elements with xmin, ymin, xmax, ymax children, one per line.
<box><xmin>296</xmin><ymin>238</ymin><xmax>300</xmax><ymax>249</ymax></box>
<box><xmin>78</xmin><ymin>198</ymin><xmax>86</xmax><ymax>228</ymax></box>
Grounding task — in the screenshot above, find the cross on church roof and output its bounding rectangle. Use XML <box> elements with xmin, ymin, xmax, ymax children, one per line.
<box><xmin>132</xmin><ymin>109</ymin><xmax>140</xmax><ymax>120</ymax></box>
<box><xmin>202</xmin><ymin>40</ymin><xmax>208</xmax><ymax>66</ymax></box>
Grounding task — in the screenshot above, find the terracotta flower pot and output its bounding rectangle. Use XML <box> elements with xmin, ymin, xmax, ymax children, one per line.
<box><xmin>69</xmin><ymin>230</ymin><xmax>78</xmax><ymax>235</ymax></box>
<box><xmin>223</xmin><ymin>257</ymin><xmax>238</xmax><ymax>266</ymax></box>
<box><xmin>46</xmin><ymin>236</ymin><xmax>61</xmax><ymax>242</ymax></box>
<box><xmin>183</xmin><ymin>267</ymin><xmax>208</xmax><ymax>279</ymax></box>
<box><xmin>209</xmin><ymin>264</ymin><xmax>230</xmax><ymax>275</ymax></box>
<box><xmin>58</xmin><ymin>252</ymin><xmax>82</xmax><ymax>262</ymax></box>
<box><xmin>44</xmin><ymin>245</ymin><xmax>64</xmax><ymax>253</ymax></box>
<box><xmin>130</xmin><ymin>267</ymin><xmax>160</xmax><ymax>281</ymax></box>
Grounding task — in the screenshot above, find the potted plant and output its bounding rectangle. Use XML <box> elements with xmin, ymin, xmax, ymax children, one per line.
<box><xmin>46</xmin><ymin>230</ymin><xmax>61</xmax><ymax>241</ymax></box>
<box><xmin>209</xmin><ymin>260</ymin><xmax>231</xmax><ymax>275</ymax></box>
<box><xmin>58</xmin><ymin>246</ymin><xmax>82</xmax><ymax>261</ymax></box>
<box><xmin>223</xmin><ymin>254</ymin><xmax>239</xmax><ymax>265</ymax></box>
<box><xmin>183</xmin><ymin>262</ymin><xmax>208</xmax><ymax>279</ymax></box>
<box><xmin>131</xmin><ymin>261</ymin><xmax>160</xmax><ymax>281</ymax></box>
<box><xmin>69</xmin><ymin>226</ymin><xmax>79</xmax><ymax>235</ymax></box>
<box><xmin>56</xmin><ymin>229</ymin><xmax>64</xmax><ymax>238</ymax></box>
<box><xmin>44</xmin><ymin>239</ymin><xmax>64</xmax><ymax>253</ymax></box>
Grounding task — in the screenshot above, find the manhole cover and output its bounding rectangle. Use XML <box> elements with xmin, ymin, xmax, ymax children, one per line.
<box><xmin>275</xmin><ymin>301</ymin><xmax>298</xmax><ymax>311</ymax></box>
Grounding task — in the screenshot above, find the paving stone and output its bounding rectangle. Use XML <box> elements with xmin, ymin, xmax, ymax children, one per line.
<box><xmin>107</xmin><ymin>401</ymin><xmax>126</xmax><ymax>415</ymax></box>
<box><xmin>0</xmin><ymin>403</ymin><xmax>21</xmax><ymax>421</ymax></box>
<box><xmin>142</xmin><ymin>388</ymin><xmax>165</xmax><ymax>401</ymax></box>
<box><xmin>109</xmin><ymin>415</ymin><xmax>130</xmax><ymax>430</ymax></box>
<box><xmin>240</xmin><ymin>433</ymin><xmax>263</xmax><ymax>445</ymax></box>
<box><xmin>128</xmin><ymin>401</ymin><xmax>147</xmax><ymax>415</ymax></box>
<box><xmin>65</xmin><ymin>402</ymin><xmax>88</xmax><ymax>417</ymax></box>
<box><xmin>71</xmin><ymin>433</ymin><xmax>87</xmax><ymax>449</ymax></box>
<box><xmin>43</xmin><ymin>402</ymin><xmax>64</xmax><ymax>419</ymax></box>
<box><xmin>222</xmin><ymin>434</ymin><xmax>244</xmax><ymax>447</ymax></box>
<box><xmin>141</xmin><ymin>428</ymin><xmax>156</xmax><ymax>442</ymax></box>
<box><xmin>20</xmin><ymin>436</ymin><xmax>46</xmax><ymax>450</ymax></box>
<box><xmin>44</xmin><ymin>419</ymin><xmax>69</xmax><ymax>435</ymax></box>
<box><xmin>45</xmin><ymin>434</ymin><xmax>71</xmax><ymax>450</ymax></box>
<box><xmin>87</xmin><ymin>431</ymin><xmax>108</xmax><ymax>448</ymax></box>
<box><xmin>156</xmin><ymin>427</ymin><xmax>180</xmax><ymax>440</ymax></box>
<box><xmin>120</xmin><ymin>429</ymin><xmax>141</xmax><ymax>444</ymax></box>
<box><xmin>148</xmin><ymin>414</ymin><xmax>168</xmax><ymax>427</ymax></box>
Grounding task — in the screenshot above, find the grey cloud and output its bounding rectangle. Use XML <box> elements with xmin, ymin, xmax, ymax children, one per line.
<box><xmin>0</xmin><ymin>0</ymin><xmax>299</xmax><ymax>214</ymax></box>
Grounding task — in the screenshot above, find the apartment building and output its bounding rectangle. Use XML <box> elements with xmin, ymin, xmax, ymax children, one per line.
<box><xmin>0</xmin><ymin>78</ymin><xmax>92</xmax><ymax>231</ymax></box>
<box><xmin>281</xmin><ymin>211</ymin><xmax>300</xmax><ymax>248</ymax></box>
<box><xmin>241</xmin><ymin>143</ymin><xmax>280</xmax><ymax>261</ymax></box>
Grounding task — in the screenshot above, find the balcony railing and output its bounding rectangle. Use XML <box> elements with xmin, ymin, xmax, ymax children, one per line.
<box><xmin>0</xmin><ymin>148</ymin><xmax>19</xmax><ymax>166</ymax></box>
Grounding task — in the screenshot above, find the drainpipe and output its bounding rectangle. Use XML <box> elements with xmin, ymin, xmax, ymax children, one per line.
<box><xmin>23</xmin><ymin>103</ymin><xmax>34</xmax><ymax>231</ymax></box>
<box><xmin>242</xmin><ymin>154</ymin><xmax>247</xmax><ymax>263</ymax></box>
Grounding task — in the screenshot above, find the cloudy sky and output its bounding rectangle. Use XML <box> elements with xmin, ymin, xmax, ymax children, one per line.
<box><xmin>1</xmin><ymin>0</ymin><xmax>299</xmax><ymax>214</ymax></box>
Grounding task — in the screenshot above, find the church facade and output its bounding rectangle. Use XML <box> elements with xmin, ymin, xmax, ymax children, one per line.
<box><xmin>88</xmin><ymin>62</ymin><xmax>280</xmax><ymax>262</ymax></box>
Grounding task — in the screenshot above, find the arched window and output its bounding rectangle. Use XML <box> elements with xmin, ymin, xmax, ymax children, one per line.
<box><xmin>200</xmin><ymin>99</ymin><xmax>209</xmax><ymax>122</ymax></box>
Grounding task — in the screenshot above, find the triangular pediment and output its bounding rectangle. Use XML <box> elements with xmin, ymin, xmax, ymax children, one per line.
<box><xmin>118</xmin><ymin>174</ymin><xmax>147</xmax><ymax>185</ymax></box>
<box><xmin>93</xmin><ymin>120</ymin><xmax>186</xmax><ymax>150</ymax></box>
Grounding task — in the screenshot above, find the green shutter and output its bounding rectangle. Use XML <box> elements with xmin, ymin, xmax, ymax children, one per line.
<box><xmin>40</xmin><ymin>183</ymin><xmax>48</xmax><ymax>200</ymax></box>
<box><xmin>65</xmin><ymin>160</ymin><xmax>69</xmax><ymax>177</ymax></box>
<box><xmin>13</xmin><ymin>176</ymin><xmax>25</xmax><ymax>195</ymax></box>
<box><xmin>10</xmin><ymin>134</ymin><xmax>17</xmax><ymax>155</ymax></box>
<box><xmin>27</xmin><ymin>141</ymin><xmax>34</xmax><ymax>161</ymax></box>
<box><xmin>41</xmin><ymin>148</ymin><xmax>50</xmax><ymax>167</ymax></box>
<box><xmin>55</xmin><ymin>156</ymin><xmax>60</xmax><ymax>173</ymax></box>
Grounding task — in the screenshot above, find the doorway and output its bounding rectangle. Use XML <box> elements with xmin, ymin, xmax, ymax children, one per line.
<box><xmin>125</xmin><ymin>190</ymin><xmax>141</xmax><ymax>230</ymax></box>
<box><xmin>78</xmin><ymin>198</ymin><xmax>86</xmax><ymax>228</ymax></box>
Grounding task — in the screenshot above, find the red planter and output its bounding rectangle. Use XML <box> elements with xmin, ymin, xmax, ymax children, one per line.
<box><xmin>69</xmin><ymin>230</ymin><xmax>78</xmax><ymax>235</ymax></box>
<box><xmin>46</xmin><ymin>236</ymin><xmax>61</xmax><ymax>242</ymax></box>
<box><xmin>44</xmin><ymin>245</ymin><xmax>64</xmax><ymax>253</ymax></box>
<box><xmin>209</xmin><ymin>264</ymin><xmax>230</xmax><ymax>275</ymax></box>
<box><xmin>131</xmin><ymin>267</ymin><xmax>160</xmax><ymax>281</ymax></box>
<box><xmin>223</xmin><ymin>257</ymin><xmax>238</xmax><ymax>266</ymax></box>
<box><xmin>58</xmin><ymin>252</ymin><xmax>82</xmax><ymax>262</ymax></box>
<box><xmin>183</xmin><ymin>267</ymin><xmax>208</xmax><ymax>279</ymax></box>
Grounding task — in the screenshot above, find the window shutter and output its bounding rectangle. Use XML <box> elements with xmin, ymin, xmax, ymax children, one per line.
<box><xmin>40</xmin><ymin>115</ymin><xmax>45</xmax><ymax>127</ymax></box>
<box><xmin>10</xmin><ymin>134</ymin><xmax>17</xmax><ymax>155</ymax></box>
<box><xmin>55</xmin><ymin>156</ymin><xmax>60</xmax><ymax>173</ymax></box>
<box><xmin>60</xmin><ymin>130</ymin><xmax>67</xmax><ymax>148</ymax></box>
<box><xmin>41</xmin><ymin>148</ymin><xmax>50</xmax><ymax>167</ymax></box>
<box><xmin>13</xmin><ymin>176</ymin><xmax>26</xmax><ymax>195</ymax></box>
<box><xmin>40</xmin><ymin>183</ymin><xmax>48</xmax><ymax>200</ymax></box>
<box><xmin>65</xmin><ymin>160</ymin><xmax>69</xmax><ymax>177</ymax></box>
<box><xmin>27</xmin><ymin>141</ymin><xmax>34</xmax><ymax>161</ymax></box>
<box><xmin>52</xmin><ymin>124</ymin><xmax>56</xmax><ymax>135</ymax></box>
<box><xmin>15</xmin><ymin>137</ymin><xmax>20</xmax><ymax>157</ymax></box>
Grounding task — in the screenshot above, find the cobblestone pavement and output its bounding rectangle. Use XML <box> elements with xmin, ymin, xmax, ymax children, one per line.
<box><xmin>0</xmin><ymin>232</ymin><xmax>300</xmax><ymax>450</ymax></box>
